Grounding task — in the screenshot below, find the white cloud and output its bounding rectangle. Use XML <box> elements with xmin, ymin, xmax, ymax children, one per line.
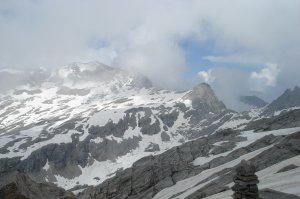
<box><xmin>202</xmin><ymin>53</ymin><xmax>265</xmax><ymax>66</ymax></box>
<box><xmin>249</xmin><ymin>63</ymin><xmax>280</xmax><ymax>92</ymax></box>
<box><xmin>0</xmin><ymin>0</ymin><xmax>299</xmax><ymax>97</ymax></box>
<box><xmin>198</xmin><ymin>69</ymin><xmax>215</xmax><ymax>84</ymax></box>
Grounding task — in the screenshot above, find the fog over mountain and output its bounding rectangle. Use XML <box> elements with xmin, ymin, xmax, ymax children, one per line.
<box><xmin>0</xmin><ymin>62</ymin><xmax>300</xmax><ymax>198</ymax></box>
<box><xmin>1</xmin><ymin>0</ymin><xmax>300</xmax><ymax>110</ymax></box>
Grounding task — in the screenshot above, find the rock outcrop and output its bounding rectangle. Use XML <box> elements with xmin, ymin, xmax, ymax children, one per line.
<box><xmin>245</xmin><ymin>109</ymin><xmax>300</xmax><ymax>132</ymax></box>
<box><xmin>232</xmin><ymin>160</ymin><xmax>259</xmax><ymax>199</ymax></box>
<box><xmin>260</xmin><ymin>188</ymin><xmax>300</xmax><ymax>199</ymax></box>
<box><xmin>0</xmin><ymin>172</ymin><xmax>76</xmax><ymax>199</ymax></box>
<box><xmin>182</xmin><ymin>83</ymin><xmax>226</xmax><ymax>113</ymax></box>
<box><xmin>77</xmin><ymin>129</ymin><xmax>242</xmax><ymax>199</ymax></box>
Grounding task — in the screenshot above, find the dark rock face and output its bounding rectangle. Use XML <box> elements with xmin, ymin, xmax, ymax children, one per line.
<box><xmin>144</xmin><ymin>143</ymin><xmax>160</xmax><ymax>152</ymax></box>
<box><xmin>160</xmin><ymin>131</ymin><xmax>170</xmax><ymax>142</ymax></box>
<box><xmin>158</xmin><ymin>110</ymin><xmax>179</xmax><ymax>128</ymax></box>
<box><xmin>232</xmin><ymin>160</ymin><xmax>259</xmax><ymax>199</ymax></box>
<box><xmin>245</xmin><ymin>109</ymin><xmax>300</xmax><ymax>132</ymax></box>
<box><xmin>263</xmin><ymin>86</ymin><xmax>300</xmax><ymax>115</ymax></box>
<box><xmin>0</xmin><ymin>172</ymin><xmax>76</xmax><ymax>199</ymax></box>
<box><xmin>0</xmin><ymin>183</ymin><xmax>29</xmax><ymax>199</ymax></box>
<box><xmin>260</xmin><ymin>188</ymin><xmax>300</xmax><ymax>199</ymax></box>
<box><xmin>239</xmin><ymin>95</ymin><xmax>268</xmax><ymax>108</ymax></box>
<box><xmin>182</xmin><ymin>83</ymin><xmax>226</xmax><ymax>113</ymax></box>
<box><xmin>139</xmin><ymin>117</ymin><xmax>161</xmax><ymax>135</ymax></box>
<box><xmin>88</xmin><ymin>107</ymin><xmax>164</xmax><ymax>138</ymax></box>
<box><xmin>76</xmin><ymin>129</ymin><xmax>247</xmax><ymax>199</ymax></box>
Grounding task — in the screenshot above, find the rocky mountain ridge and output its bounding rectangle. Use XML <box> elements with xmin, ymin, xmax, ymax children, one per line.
<box><xmin>0</xmin><ymin>172</ymin><xmax>75</xmax><ymax>199</ymax></box>
<box><xmin>239</xmin><ymin>95</ymin><xmax>268</xmax><ymax>108</ymax></box>
<box><xmin>0</xmin><ymin>62</ymin><xmax>300</xmax><ymax>198</ymax></box>
<box><xmin>0</xmin><ymin>62</ymin><xmax>237</xmax><ymax>190</ymax></box>
<box><xmin>77</xmin><ymin>111</ymin><xmax>300</xmax><ymax>199</ymax></box>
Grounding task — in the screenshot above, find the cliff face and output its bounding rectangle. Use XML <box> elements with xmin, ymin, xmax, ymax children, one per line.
<box><xmin>263</xmin><ymin>86</ymin><xmax>300</xmax><ymax>115</ymax></box>
<box><xmin>0</xmin><ymin>172</ymin><xmax>75</xmax><ymax>199</ymax></box>
<box><xmin>182</xmin><ymin>83</ymin><xmax>226</xmax><ymax>113</ymax></box>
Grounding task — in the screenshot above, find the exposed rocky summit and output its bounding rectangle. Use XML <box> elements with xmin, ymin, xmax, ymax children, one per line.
<box><xmin>245</xmin><ymin>109</ymin><xmax>300</xmax><ymax>132</ymax></box>
<box><xmin>182</xmin><ymin>83</ymin><xmax>226</xmax><ymax>113</ymax></box>
<box><xmin>240</xmin><ymin>95</ymin><xmax>268</xmax><ymax>108</ymax></box>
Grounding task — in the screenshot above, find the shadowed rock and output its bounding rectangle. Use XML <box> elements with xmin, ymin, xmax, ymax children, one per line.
<box><xmin>260</xmin><ymin>188</ymin><xmax>300</xmax><ymax>199</ymax></box>
<box><xmin>0</xmin><ymin>172</ymin><xmax>76</xmax><ymax>199</ymax></box>
<box><xmin>232</xmin><ymin>160</ymin><xmax>259</xmax><ymax>199</ymax></box>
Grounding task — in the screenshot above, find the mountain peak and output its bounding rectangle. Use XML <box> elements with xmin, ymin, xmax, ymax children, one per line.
<box><xmin>191</xmin><ymin>83</ymin><xmax>216</xmax><ymax>100</ymax></box>
<box><xmin>182</xmin><ymin>83</ymin><xmax>226</xmax><ymax>113</ymax></box>
<box><xmin>54</xmin><ymin>61</ymin><xmax>152</xmax><ymax>90</ymax></box>
<box><xmin>57</xmin><ymin>61</ymin><xmax>114</xmax><ymax>78</ymax></box>
<box><xmin>239</xmin><ymin>95</ymin><xmax>268</xmax><ymax>108</ymax></box>
<box><xmin>264</xmin><ymin>85</ymin><xmax>300</xmax><ymax>115</ymax></box>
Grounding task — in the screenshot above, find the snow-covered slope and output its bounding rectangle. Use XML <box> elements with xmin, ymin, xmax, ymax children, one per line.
<box><xmin>77</xmin><ymin>123</ymin><xmax>300</xmax><ymax>199</ymax></box>
<box><xmin>153</xmin><ymin>127</ymin><xmax>300</xmax><ymax>199</ymax></box>
<box><xmin>1</xmin><ymin>62</ymin><xmax>300</xmax><ymax>196</ymax></box>
<box><xmin>0</xmin><ymin>62</ymin><xmax>233</xmax><ymax>190</ymax></box>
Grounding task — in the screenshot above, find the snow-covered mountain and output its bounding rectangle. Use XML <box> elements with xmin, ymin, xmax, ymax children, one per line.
<box><xmin>0</xmin><ymin>62</ymin><xmax>231</xmax><ymax>189</ymax></box>
<box><xmin>0</xmin><ymin>62</ymin><xmax>300</xmax><ymax>199</ymax></box>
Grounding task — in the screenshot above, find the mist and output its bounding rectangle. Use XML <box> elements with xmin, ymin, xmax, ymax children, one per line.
<box><xmin>1</xmin><ymin>0</ymin><xmax>300</xmax><ymax>109</ymax></box>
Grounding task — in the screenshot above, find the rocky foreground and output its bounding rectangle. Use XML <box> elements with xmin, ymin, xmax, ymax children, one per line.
<box><xmin>1</xmin><ymin>124</ymin><xmax>300</xmax><ymax>199</ymax></box>
<box><xmin>0</xmin><ymin>172</ymin><xmax>75</xmax><ymax>199</ymax></box>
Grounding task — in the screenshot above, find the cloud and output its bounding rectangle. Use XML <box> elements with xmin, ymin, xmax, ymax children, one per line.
<box><xmin>201</xmin><ymin>67</ymin><xmax>252</xmax><ymax>111</ymax></box>
<box><xmin>0</xmin><ymin>0</ymin><xmax>300</xmax><ymax>102</ymax></box>
<box><xmin>249</xmin><ymin>63</ymin><xmax>280</xmax><ymax>92</ymax></box>
<box><xmin>202</xmin><ymin>64</ymin><xmax>280</xmax><ymax>111</ymax></box>
<box><xmin>198</xmin><ymin>69</ymin><xmax>215</xmax><ymax>84</ymax></box>
<box><xmin>202</xmin><ymin>53</ymin><xmax>265</xmax><ymax>66</ymax></box>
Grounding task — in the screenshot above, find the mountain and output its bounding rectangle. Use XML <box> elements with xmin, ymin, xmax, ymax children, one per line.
<box><xmin>0</xmin><ymin>172</ymin><xmax>75</xmax><ymax>199</ymax></box>
<box><xmin>0</xmin><ymin>67</ymin><xmax>50</xmax><ymax>93</ymax></box>
<box><xmin>263</xmin><ymin>86</ymin><xmax>300</xmax><ymax>115</ymax></box>
<box><xmin>239</xmin><ymin>95</ymin><xmax>268</xmax><ymax>108</ymax></box>
<box><xmin>0</xmin><ymin>62</ymin><xmax>235</xmax><ymax>190</ymax></box>
<box><xmin>0</xmin><ymin>62</ymin><xmax>300</xmax><ymax>199</ymax></box>
<box><xmin>182</xmin><ymin>83</ymin><xmax>226</xmax><ymax>113</ymax></box>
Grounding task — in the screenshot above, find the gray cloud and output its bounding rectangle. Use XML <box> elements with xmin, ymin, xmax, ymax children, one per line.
<box><xmin>1</xmin><ymin>0</ymin><xmax>300</xmax><ymax>107</ymax></box>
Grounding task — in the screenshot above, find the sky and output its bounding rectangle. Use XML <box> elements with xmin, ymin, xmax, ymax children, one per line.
<box><xmin>1</xmin><ymin>0</ymin><xmax>300</xmax><ymax>110</ymax></box>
